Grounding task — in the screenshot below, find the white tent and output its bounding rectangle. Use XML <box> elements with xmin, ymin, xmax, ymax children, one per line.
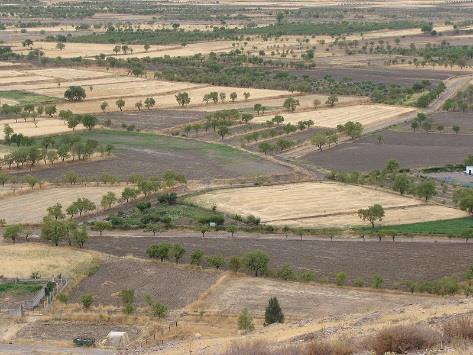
<box><xmin>106</xmin><ymin>331</ymin><xmax>129</xmax><ymax>348</ymax></box>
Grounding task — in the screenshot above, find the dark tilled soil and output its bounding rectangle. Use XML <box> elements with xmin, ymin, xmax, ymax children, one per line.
<box><xmin>97</xmin><ymin>109</ymin><xmax>206</xmax><ymax>131</ymax></box>
<box><xmin>69</xmin><ymin>258</ymin><xmax>219</xmax><ymax>308</ymax></box>
<box><xmin>430</xmin><ymin>112</ymin><xmax>473</xmax><ymax>131</ymax></box>
<box><xmin>16</xmin><ymin>320</ymin><xmax>141</xmax><ymax>342</ymax></box>
<box><xmin>276</xmin><ymin>66</ymin><xmax>455</xmax><ymax>86</ymax></box>
<box><xmin>86</xmin><ymin>235</ymin><xmax>473</xmax><ymax>286</ymax></box>
<box><xmin>300</xmin><ymin>131</ymin><xmax>473</xmax><ymax>172</ymax></box>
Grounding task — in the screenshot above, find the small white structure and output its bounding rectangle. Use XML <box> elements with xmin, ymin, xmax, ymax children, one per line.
<box><xmin>466</xmin><ymin>166</ymin><xmax>473</xmax><ymax>175</ymax></box>
<box><xmin>105</xmin><ymin>331</ymin><xmax>129</xmax><ymax>348</ymax></box>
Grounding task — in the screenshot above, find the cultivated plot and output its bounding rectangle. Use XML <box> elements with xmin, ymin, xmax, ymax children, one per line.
<box><xmin>252</xmin><ymin>104</ymin><xmax>416</xmax><ymax>129</ymax></box>
<box><xmin>189</xmin><ymin>182</ymin><xmax>466</xmax><ymax>227</ymax></box>
<box><xmin>0</xmin><ymin>185</ymin><xmax>126</xmax><ymax>224</ymax></box>
<box><xmin>1</xmin><ymin>118</ymin><xmax>86</xmax><ymax>139</ymax></box>
<box><xmin>0</xmin><ymin>243</ymin><xmax>94</xmax><ymax>278</ymax></box>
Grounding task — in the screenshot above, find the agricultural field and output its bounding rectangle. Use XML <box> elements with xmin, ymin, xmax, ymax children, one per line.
<box><xmin>301</xmin><ymin>130</ymin><xmax>473</xmax><ymax>172</ymax></box>
<box><xmin>189</xmin><ymin>182</ymin><xmax>466</xmax><ymax>227</ymax></box>
<box><xmin>0</xmin><ymin>243</ymin><xmax>94</xmax><ymax>278</ymax></box>
<box><xmin>96</xmin><ymin>109</ymin><xmax>207</xmax><ymax>131</ymax></box>
<box><xmin>252</xmin><ymin>104</ymin><xmax>416</xmax><ymax>130</ymax></box>
<box><xmin>0</xmin><ymin>185</ymin><xmax>126</xmax><ymax>224</ymax></box>
<box><xmin>1</xmin><ymin>118</ymin><xmax>86</xmax><ymax>139</ymax></box>
<box><xmin>69</xmin><ymin>258</ymin><xmax>219</xmax><ymax>308</ymax></box>
<box><xmin>87</xmin><ymin>235</ymin><xmax>473</xmax><ymax>286</ymax></box>
<box><xmin>21</xmin><ymin>130</ymin><xmax>293</xmax><ymax>181</ymax></box>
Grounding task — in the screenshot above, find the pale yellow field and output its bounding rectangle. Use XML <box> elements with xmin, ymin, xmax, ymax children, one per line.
<box><xmin>58</xmin><ymin>84</ymin><xmax>295</xmax><ymax>113</ymax></box>
<box><xmin>26</xmin><ymin>68</ymin><xmax>113</xmax><ymax>80</ymax></box>
<box><xmin>189</xmin><ymin>182</ymin><xmax>467</xmax><ymax>228</ymax></box>
<box><xmin>0</xmin><ymin>243</ymin><xmax>94</xmax><ymax>278</ymax></box>
<box><xmin>1</xmin><ymin>118</ymin><xmax>86</xmax><ymax>139</ymax></box>
<box><xmin>10</xmin><ymin>40</ymin><xmax>235</xmax><ymax>59</ymax></box>
<box><xmin>34</xmin><ymin>79</ymin><xmax>204</xmax><ymax>100</ymax></box>
<box><xmin>252</xmin><ymin>104</ymin><xmax>416</xmax><ymax>129</ymax></box>
<box><xmin>0</xmin><ymin>186</ymin><xmax>126</xmax><ymax>224</ymax></box>
<box><xmin>6</xmin><ymin>75</ymin><xmax>141</xmax><ymax>92</ymax></box>
<box><xmin>194</xmin><ymin>93</ymin><xmax>369</xmax><ymax>112</ymax></box>
<box><xmin>0</xmin><ymin>75</ymin><xmax>52</xmax><ymax>85</ymax></box>
<box><xmin>0</xmin><ymin>70</ymin><xmax>27</xmax><ymax>78</ymax></box>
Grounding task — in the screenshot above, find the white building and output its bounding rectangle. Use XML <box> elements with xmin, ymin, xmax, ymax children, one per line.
<box><xmin>466</xmin><ymin>166</ymin><xmax>473</xmax><ymax>175</ymax></box>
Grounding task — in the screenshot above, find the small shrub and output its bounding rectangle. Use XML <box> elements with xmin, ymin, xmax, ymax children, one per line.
<box><xmin>417</xmin><ymin>276</ymin><xmax>459</xmax><ymax>295</ymax></box>
<box><xmin>300</xmin><ymin>271</ymin><xmax>316</xmax><ymax>282</ymax></box>
<box><xmin>336</xmin><ymin>272</ymin><xmax>347</xmax><ymax>286</ymax></box>
<box><xmin>352</xmin><ymin>278</ymin><xmax>364</xmax><ymax>287</ymax></box>
<box><xmin>56</xmin><ymin>292</ymin><xmax>68</xmax><ymax>303</ymax></box>
<box><xmin>265</xmin><ymin>297</ymin><xmax>284</xmax><ymax>325</ymax></box>
<box><xmin>369</xmin><ymin>324</ymin><xmax>440</xmax><ymax>355</ymax></box>
<box><xmin>372</xmin><ymin>274</ymin><xmax>384</xmax><ymax>289</ymax></box>
<box><xmin>81</xmin><ymin>294</ymin><xmax>94</xmax><ymax>309</ymax></box>
<box><xmin>191</xmin><ymin>249</ymin><xmax>204</xmax><ymax>265</ymax></box>
<box><xmin>151</xmin><ymin>302</ymin><xmax>167</xmax><ymax>318</ymax></box>
<box><xmin>123</xmin><ymin>303</ymin><xmax>135</xmax><ymax>314</ymax></box>
<box><xmin>464</xmin><ymin>286</ymin><xmax>473</xmax><ymax>297</ymax></box>
<box><xmin>228</xmin><ymin>256</ymin><xmax>241</xmax><ymax>272</ymax></box>
<box><xmin>277</xmin><ymin>264</ymin><xmax>296</xmax><ymax>281</ymax></box>
<box><xmin>238</xmin><ymin>308</ymin><xmax>255</xmax><ymax>332</ymax></box>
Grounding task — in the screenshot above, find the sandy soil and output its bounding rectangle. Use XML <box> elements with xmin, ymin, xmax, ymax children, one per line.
<box><xmin>189</xmin><ymin>182</ymin><xmax>467</xmax><ymax>227</ymax></box>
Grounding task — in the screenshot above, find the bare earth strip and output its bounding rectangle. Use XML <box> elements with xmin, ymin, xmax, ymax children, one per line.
<box><xmin>252</xmin><ymin>104</ymin><xmax>416</xmax><ymax>129</ymax></box>
<box><xmin>0</xmin><ymin>186</ymin><xmax>125</xmax><ymax>224</ymax></box>
<box><xmin>189</xmin><ymin>182</ymin><xmax>467</xmax><ymax>227</ymax></box>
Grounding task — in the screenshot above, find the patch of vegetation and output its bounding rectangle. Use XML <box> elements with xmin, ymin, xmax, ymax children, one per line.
<box><xmin>356</xmin><ymin>217</ymin><xmax>473</xmax><ymax>236</ymax></box>
<box><xmin>0</xmin><ymin>91</ymin><xmax>57</xmax><ymax>106</ymax></box>
<box><xmin>0</xmin><ymin>281</ymin><xmax>43</xmax><ymax>295</ymax></box>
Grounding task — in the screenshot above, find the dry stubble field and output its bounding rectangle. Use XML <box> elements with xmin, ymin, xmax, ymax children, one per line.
<box><xmin>0</xmin><ymin>243</ymin><xmax>94</xmax><ymax>278</ymax></box>
<box><xmin>1</xmin><ymin>118</ymin><xmax>86</xmax><ymax>139</ymax></box>
<box><xmin>252</xmin><ymin>104</ymin><xmax>416</xmax><ymax>130</ymax></box>
<box><xmin>0</xmin><ymin>185</ymin><xmax>126</xmax><ymax>224</ymax></box>
<box><xmin>189</xmin><ymin>182</ymin><xmax>466</xmax><ymax>227</ymax></box>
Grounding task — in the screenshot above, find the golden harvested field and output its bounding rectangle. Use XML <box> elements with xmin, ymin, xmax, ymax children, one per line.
<box><xmin>6</xmin><ymin>75</ymin><xmax>141</xmax><ymax>92</ymax></box>
<box><xmin>0</xmin><ymin>243</ymin><xmax>94</xmax><ymax>278</ymax></box>
<box><xmin>0</xmin><ymin>75</ymin><xmax>52</xmax><ymax>85</ymax></box>
<box><xmin>58</xmin><ymin>84</ymin><xmax>295</xmax><ymax>113</ymax></box>
<box><xmin>0</xmin><ymin>185</ymin><xmax>126</xmax><ymax>224</ymax></box>
<box><xmin>193</xmin><ymin>93</ymin><xmax>368</xmax><ymax>112</ymax></box>
<box><xmin>189</xmin><ymin>182</ymin><xmax>467</xmax><ymax>227</ymax></box>
<box><xmin>9</xmin><ymin>40</ymin><xmax>235</xmax><ymax>59</ymax></box>
<box><xmin>252</xmin><ymin>104</ymin><xmax>416</xmax><ymax>129</ymax></box>
<box><xmin>34</xmin><ymin>79</ymin><xmax>204</xmax><ymax>100</ymax></box>
<box><xmin>26</xmin><ymin>68</ymin><xmax>113</xmax><ymax>80</ymax></box>
<box><xmin>1</xmin><ymin>118</ymin><xmax>86</xmax><ymax>139</ymax></box>
<box><xmin>0</xmin><ymin>70</ymin><xmax>26</xmax><ymax>78</ymax></box>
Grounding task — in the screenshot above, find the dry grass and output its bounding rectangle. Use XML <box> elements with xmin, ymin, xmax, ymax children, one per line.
<box><xmin>367</xmin><ymin>324</ymin><xmax>440</xmax><ymax>355</ymax></box>
<box><xmin>443</xmin><ymin>316</ymin><xmax>473</xmax><ymax>341</ymax></box>
<box><xmin>0</xmin><ymin>243</ymin><xmax>95</xmax><ymax>278</ymax></box>
<box><xmin>252</xmin><ymin>104</ymin><xmax>416</xmax><ymax>129</ymax></box>
<box><xmin>189</xmin><ymin>182</ymin><xmax>466</xmax><ymax>227</ymax></box>
<box><xmin>0</xmin><ymin>185</ymin><xmax>126</xmax><ymax>224</ymax></box>
<box><xmin>305</xmin><ymin>339</ymin><xmax>355</xmax><ymax>355</ymax></box>
<box><xmin>1</xmin><ymin>118</ymin><xmax>86</xmax><ymax>139</ymax></box>
<box><xmin>223</xmin><ymin>340</ymin><xmax>299</xmax><ymax>355</ymax></box>
<box><xmin>26</xmin><ymin>68</ymin><xmax>113</xmax><ymax>80</ymax></box>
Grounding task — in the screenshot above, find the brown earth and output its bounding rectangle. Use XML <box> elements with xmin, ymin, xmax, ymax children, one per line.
<box><xmin>85</xmin><ymin>235</ymin><xmax>473</xmax><ymax>287</ymax></box>
<box><xmin>96</xmin><ymin>109</ymin><xmax>206</xmax><ymax>131</ymax></box>
<box><xmin>300</xmin><ymin>130</ymin><xmax>473</xmax><ymax>172</ymax></box>
<box><xmin>68</xmin><ymin>258</ymin><xmax>220</xmax><ymax>309</ymax></box>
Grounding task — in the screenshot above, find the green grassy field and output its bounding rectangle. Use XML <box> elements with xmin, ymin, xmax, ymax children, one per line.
<box><xmin>0</xmin><ymin>281</ymin><xmax>43</xmax><ymax>295</ymax></box>
<box><xmin>0</xmin><ymin>90</ymin><xmax>58</xmax><ymax>106</ymax></box>
<box><xmin>357</xmin><ymin>217</ymin><xmax>473</xmax><ymax>236</ymax></box>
